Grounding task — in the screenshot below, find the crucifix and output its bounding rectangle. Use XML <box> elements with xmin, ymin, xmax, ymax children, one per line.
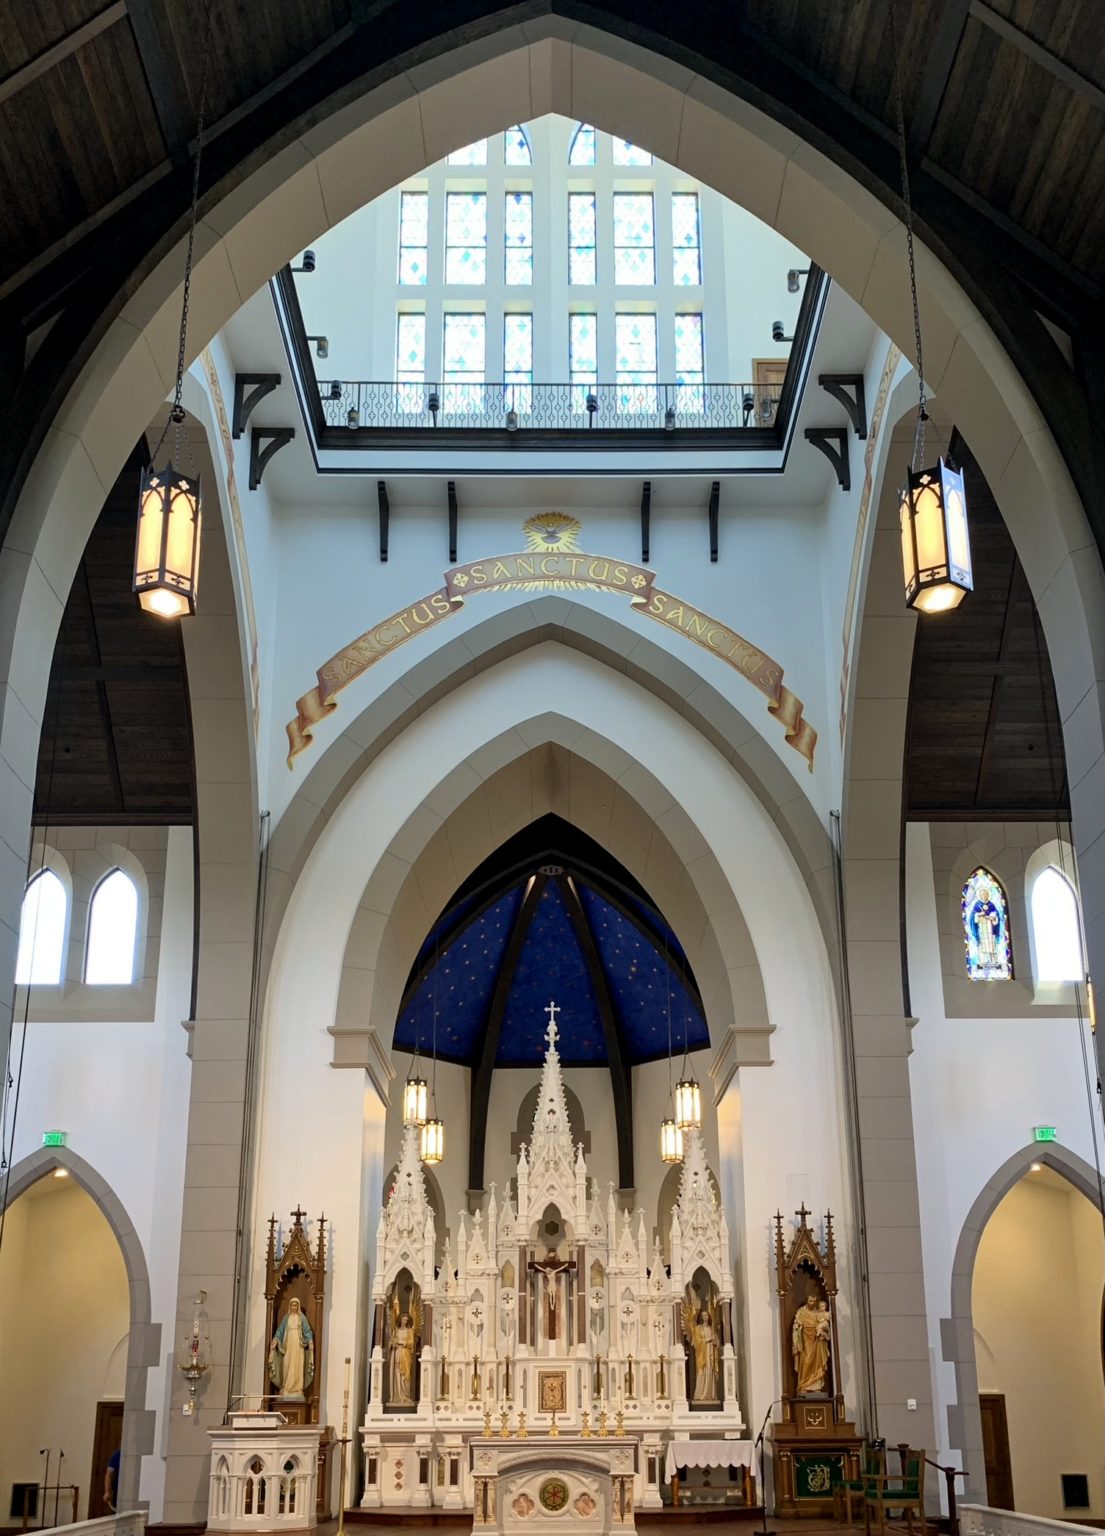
<box><xmin>528</xmin><ymin>1247</ymin><xmax>577</xmax><ymax>1343</ymax></box>
<box><xmin>545</xmin><ymin>998</ymin><xmax>560</xmax><ymax>1047</ymax></box>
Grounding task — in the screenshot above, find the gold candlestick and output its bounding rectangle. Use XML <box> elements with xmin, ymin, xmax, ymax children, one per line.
<box><xmin>581</xmin><ymin>1409</ymin><xmax>591</xmax><ymax>1438</ymax></box>
<box><xmin>549</xmin><ymin>1408</ymin><xmax>559</xmax><ymax>1438</ymax></box>
<box><xmin>483</xmin><ymin>1406</ymin><xmax>493</xmax><ymax>1436</ymax></box>
<box><xmin>517</xmin><ymin>1410</ymin><xmax>527</xmax><ymax>1439</ymax></box>
<box><xmin>615</xmin><ymin>1408</ymin><xmax>625</xmax><ymax>1436</ymax></box>
<box><xmin>598</xmin><ymin>1408</ymin><xmax>608</xmax><ymax>1438</ymax></box>
<box><xmin>499</xmin><ymin>1407</ymin><xmax>510</xmax><ymax>1438</ymax></box>
<box><xmin>335</xmin><ymin>1356</ymin><xmax>352</xmax><ymax>1536</ymax></box>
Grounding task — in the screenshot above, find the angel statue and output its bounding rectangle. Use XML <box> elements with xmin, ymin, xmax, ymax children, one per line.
<box><xmin>681</xmin><ymin>1288</ymin><xmax>720</xmax><ymax>1404</ymax></box>
<box><xmin>269</xmin><ymin>1296</ymin><xmax>315</xmax><ymax>1400</ymax></box>
<box><xmin>387</xmin><ymin>1289</ymin><xmax>422</xmax><ymax>1407</ymax></box>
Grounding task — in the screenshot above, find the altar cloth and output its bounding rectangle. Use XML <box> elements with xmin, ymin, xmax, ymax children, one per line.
<box><xmin>665</xmin><ymin>1439</ymin><xmax>755</xmax><ymax>1480</ymax></box>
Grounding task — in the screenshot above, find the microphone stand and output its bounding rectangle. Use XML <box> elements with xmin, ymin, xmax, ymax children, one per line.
<box><xmin>755</xmin><ymin>1403</ymin><xmax>777</xmax><ymax>1536</ymax></box>
<box><xmin>38</xmin><ymin>1451</ymin><xmax>49</xmax><ymax>1531</ymax></box>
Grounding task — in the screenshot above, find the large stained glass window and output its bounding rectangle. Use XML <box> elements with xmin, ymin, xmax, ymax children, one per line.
<box><xmin>395</xmin><ymin>313</ymin><xmax>426</xmax><ymax>412</ymax></box>
<box><xmin>672</xmin><ymin>192</ymin><xmax>702</xmax><ymax>285</ymax></box>
<box><xmin>1031</xmin><ymin>867</ymin><xmax>1084</xmax><ymax>982</ymax></box>
<box><xmin>615</xmin><ymin>312</ymin><xmax>657</xmax><ymax>413</ymax></box>
<box><xmin>505</xmin><ymin>192</ymin><xmax>533</xmax><ymax>285</ymax></box>
<box><xmin>569</xmin><ymin>192</ymin><xmax>597</xmax><ymax>285</ymax></box>
<box><xmin>613</xmin><ymin>138</ymin><xmax>652</xmax><ymax>166</ymax></box>
<box><xmin>447</xmin><ymin>139</ymin><xmax>487</xmax><ymax>165</ymax></box>
<box><xmin>613</xmin><ymin>193</ymin><xmax>655</xmax><ymax>284</ymax></box>
<box><xmin>503</xmin><ymin>313</ymin><xmax>533</xmax><ymax>413</ymax></box>
<box><xmin>398</xmin><ymin>191</ymin><xmax>428</xmax><ymax>285</ymax></box>
<box><xmin>569</xmin><ymin>122</ymin><xmax>596</xmax><ymax>165</ymax></box>
<box><xmin>443</xmin><ymin>312</ymin><xmax>485</xmax><ymax>412</ymax></box>
<box><xmin>569</xmin><ymin>313</ymin><xmax>597</xmax><ymax>412</ymax></box>
<box><xmin>674</xmin><ymin>313</ymin><xmax>705</xmax><ymax>413</ymax></box>
<box><xmin>505</xmin><ymin>125</ymin><xmax>532</xmax><ymax>165</ymax></box>
<box><xmin>445</xmin><ymin>192</ymin><xmax>487</xmax><ymax>284</ymax></box>
<box><xmin>962</xmin><ymin>868</ymin><xmax>1013</xmax><ymax>981</ymax></box>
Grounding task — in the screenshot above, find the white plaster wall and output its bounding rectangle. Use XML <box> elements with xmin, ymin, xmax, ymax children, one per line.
<box><xmin>5</xmin><ymin>826</ymin><xmax>194</xmax><ymax>1521</ymax></box>
<box><xmin>905</xmin><ymin>821</ymin><xmax>1105</xmax><ymax>1473</ymax></box>
<box><xmin>0</xmin><ymin>1179</ymin><xmax>129</xmax><ymax>1522</ymax></box>
<box><xmin>249</xmin><ymin>645</ymin><xmax>848</xmax><ymax>1439</ymax></box>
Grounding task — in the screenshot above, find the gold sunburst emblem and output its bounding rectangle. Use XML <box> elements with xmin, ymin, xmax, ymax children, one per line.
<box><xmin>522</xmin><ymin>512</ymin><xmax>583</xmax><ymax>553</ymax></box>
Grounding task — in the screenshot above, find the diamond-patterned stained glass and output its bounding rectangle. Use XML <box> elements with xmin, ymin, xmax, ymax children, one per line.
<box><xmin>613</xmin><ymin>192</ymin><xmax>655</xmax><ymax>284</ymax></box>
<box><xmin>674</xmin><ymin>313</ymin><xmax>705</xmax><ymax>413</ymax></box>
<box><xmin>445</xmin><ymin>192</ymin><xmax>487</xmax><ymax>284</ymax></box>
<box><xmin>505</xmin><ymin>192</ymin><xmax>533</xmax><ymax>285</ymax></box>
<box><xmin>615</xmin><ymin>312</ymin><xmax>657</xmax><ymax>412</ymax></box>
<box><xmin>505</xmin><ymin>125</ymin><xmax>532</xmax><ymax>164</ymax></box>
<box><xmin>447</xmin><ymin>139</ymin><xmax>487</xmax><ymax>165</ymax></box>
<box><xmin>503</xmin><ymin>313</ymin><xmax>533</xmax><ymax>413</ymax></box>
<box><xmin>443</xmin><ymin>312</ymin><xmax>485</xmax><ymax>413</ymax></box>
<box><xmin>569</xmin><ymin>192</ymin><xmax>597</xmax><ymax>285</ymax></box>
<box><xmin>962</xmin><ymin>868</ymin><xmax>1013</xmax><ymax>981</ymax></box>
<box><xmin>569</xmin><ymin>122</ymin><xmax>596</xmax><ymax>165</ymax></box>
<box><xmin>398</xmin><ymin>191</ymin><xmax>428</xmax><ymax>286</ymax></box>
<box><xmin>672</xmin><ymin>192</ymin><xmax>702</xmax><ymax>285</ymax></box>
<box><xmin>569</xmin><ymin>312</ymin><xmax>597</xmax><ymax>412</ymax></box>
<box><xmin>395</xmin><ymin>313</ymin><xmax>426</xmax><ymax>413</ymax></box>
<box><xmin>613</xmin><ymin>138</ymin><xmax>652</xmax><ymax>165</ymax></box>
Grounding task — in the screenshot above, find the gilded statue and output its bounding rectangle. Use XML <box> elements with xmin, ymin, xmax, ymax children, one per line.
<box><xmin>268</xmin><ymin>1296</ymin><xmax>315</xmax><ymax>1399</ymax></box>
<box><xmin>792</xmin><ymin>1291</ymin><xmax>831</xmax><ymax>1395</ymax></box>
<box><xmin>387</xmin><ymin>1290</ymin><xmax>422</xmax><ymax>1406</ymax></box>
<box><xmin>681</xmin><ymin>1289</ymin><xmax>720</xmax><ymax>1403</ymax></box>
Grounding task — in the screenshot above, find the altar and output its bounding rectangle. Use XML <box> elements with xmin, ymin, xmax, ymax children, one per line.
<box><xmin>360</xmin><ymin>1009</ymin><xmax>745</xmax><ymax>1513</ymax></box>
<box><xmin>471</xmin><ymin>1436</ymin><xmax>636</xmax><ymax>1534</ymax></box>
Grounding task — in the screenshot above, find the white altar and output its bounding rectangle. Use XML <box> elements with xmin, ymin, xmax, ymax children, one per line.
<box><xmin>208</xmin><ymin>1412</ymin><xmax>321</xmax><ymax>1532</ymax></box>
<box><xmin>471</xmin><ymin>1435</ymin><xmax>637</xmax><ymax>1534</ymax></box>
<box><xmin>360</xmin><ymin>1007</ymin><xmax>746</xmax><ymax>1512</ymax></box>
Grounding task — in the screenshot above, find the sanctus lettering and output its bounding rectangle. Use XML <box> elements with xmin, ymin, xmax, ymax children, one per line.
<box><xmin>568</xmin><ymin>556</ymin><xmax>587</xmax><ymax>577</ymax></box>
<box><xmin>516</xmin><ymin>556</ymin><xmax>535</xmax><ymax>577</ymax></box>
<box><xmin>611</xmin><ymin>564</ymin><xmax>629</xmax><ymax>586</ymax></box>
<box><xmin>540</xmin><ymin>555</ymin><xmax>561</xmax><ymax>576</ymax></box>
<box><xmin>647</xmin><ymin>592</ymin><xmax>666</xmax><ymax>617</ymax></box>
<box><xmin>686</xmin><ymin>612</ymin><xmax>709</xmax><ymax>639</ymax></box>
<box><xmin>491</xmin><ymin>561</ymin><xmax>513</xmax><ymax>581</ymax></box>
<box><xmin>471</xmin><ymin>565</ymin><xmax>488</xmax><ymax>585</ymax></box>
<box><xmin>430</xmin><ymin>591</ymin><xmax>452</xmax><ymax>615</ymax></box>
<box><xmin>410</xmin><ymin>601</ymin><xmax>436</xmax><ymax>626</ymax></box>
<box><xmin>391</xmin><ymin>612</ymin><xmax>414</xmax><ymax>637</ymax></box>
<box><xmin>587</xmin><ymin>558</ymin><xmax>610</xmax><ymax>582</ymax></box>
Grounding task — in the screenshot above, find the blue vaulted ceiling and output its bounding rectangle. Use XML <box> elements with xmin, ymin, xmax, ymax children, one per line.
<box><xmin>394</xmin><ymin>817</ymin><xmax>708</xmax><ymax>1068</ymax></box>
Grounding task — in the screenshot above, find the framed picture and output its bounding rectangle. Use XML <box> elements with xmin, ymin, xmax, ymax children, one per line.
<box><xmin>538</xmin><ymin>1371</ymin><xmax>567</xmax><ymax>1412</ymax></box>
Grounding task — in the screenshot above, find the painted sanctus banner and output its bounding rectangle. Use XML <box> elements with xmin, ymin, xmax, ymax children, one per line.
<box><xmin>286</xmin><ymin>514</ymin><xmax>817</xmax><ymax>769</ymax></box>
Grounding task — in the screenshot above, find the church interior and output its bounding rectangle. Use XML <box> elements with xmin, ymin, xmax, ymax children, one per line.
<box><xmin>1</xmin><ymin>6</ymin><xmax>1105</xmax><ymax>1536</ymax></box>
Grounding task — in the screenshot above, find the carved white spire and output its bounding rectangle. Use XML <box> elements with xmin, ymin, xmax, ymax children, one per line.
<box><xmin>529</xmin><ymin>999</ymin><xmax>575</xmax><ymax>1159</ymax></box>
<box><xmin>374</xmin><ymin>1123</ymin><xmax>436</xmax><ymax>1293</ymax></box>
<box><xmin>675</xmin><ymin>1126</ymin><xmax>718</xmax><ymax>1239</ymax></box>
<box><xmin>519</xmin><ymin>999</ymin><xmax>587</xmax><ymax>1229</ymax></box>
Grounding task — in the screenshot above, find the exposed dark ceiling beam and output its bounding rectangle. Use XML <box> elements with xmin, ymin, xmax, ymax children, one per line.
<box><xmin>970</xmin><ymin>1</ymin><xmax>1105</xmax><ymax>112</ymax></box>
<box><xmin>467</xmin><ymin>873</ymin><xmax>545</xmax><ymax>1196</ymax></box>
<box><xmin>0</xmin><ymin>1</ymin><xmax>127</xmax><ymax>105</ymax></box>
<box><xmin>906</xmin><ymin>0</ymin><xmax>972</xmax><ymax>160</ymax></box>
<box><xmin>125</xmin><ymin>0</ymin><xmax>198</xmax><ymax>164</ymax></box>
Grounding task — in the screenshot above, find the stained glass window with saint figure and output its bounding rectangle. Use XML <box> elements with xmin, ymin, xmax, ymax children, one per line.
<box><xmin>443</xmin><ymin>312</ymin><xmax>486</xmax><ymax>413</ymax></box>
<box><xmin>613</xmin><ymin>138</ymin><xmax>652</xmax><ymax>166</ymax></box>
<box><xmin>569</xmin><ymin>313</ymin><xmax>597</xmax><ymax>413</ymax></box>
<box><xmin>395</xmin><ymin>313</ymin><xmax>426</xmax><ymax>413</ymax></box>
<box><xmin>445</xmin><ymin>192</ymin><xmax>487</xmax><ymax>284</ymax></box>
<box><xmin>674</xmin><ymin>313</ymin><xmax>705</xmax><ymax>414</ymax></box>
<box><xmin>615</xmin><ymin>312</ymin><xmax>658</xmax><ymax>413</ymax></box>
<box><xmin>672</xmin><ymin>193</ymin><xmax>702</xmax><ymax>285</ymax></box>
<box><xmin>447</xmin><ymin>139</ymin><xmax>487</xmax><ymax>165</ymax></box>
<box><xmin>505</xmin><ymin>192</ymin><xmax>533</xmax><ymax>285</ymax></box>
<box><xmin>398</xmin><ymin>191</ymin><xmax>428</xmax><ymax>285</ymax></box>
<box><xmin>613</xmin><ymin>193</ymin><xmax>655</xmax><ymax>284</ymax></box>
<box><xmin>962</xmin><ymin>867</ymin><xmax>1012</xmax><ymax>981</ymax></box>
<box><xmin>569</xmin><ymin>122</ymin><xmax>596</xmax><ymax>165</ymax></box>
<box><xmin>505</xmin><ymin>125</ymin><xmax>532</xmax><ymax>164</ymax></box>
<box><xmin>569</xmin><ymin>193</ymin><xmax>597</xmax><ymax>285</ymax></box>
<box><xmin>503</xmin><ymin>313</ymin><xmax>533</xmax><ymax>414</ymax></box>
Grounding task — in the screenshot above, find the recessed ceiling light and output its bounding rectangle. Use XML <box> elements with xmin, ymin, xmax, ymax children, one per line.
<box><xmin>1030</xmin><ymin>1162</ymin><xmax>1043</xmax><ymax>1173</ymax></box>
<box><xmin>53</xmin><ymin>1167</ymin><xmax>69</xmax><ymax>1179</ymax></box>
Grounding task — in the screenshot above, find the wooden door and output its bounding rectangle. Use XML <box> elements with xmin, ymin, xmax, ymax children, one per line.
<box><xmin>979</xmin><ymin>1392</ymin><xmax>1015</xmax><ymax>1510</ymax></box>
<box><xmin>752</xmin><ymin>358</ymin><xmax>788</xmax><ymax>427</ymax></box>
<box><xmin>88</xmin><ymin>1401</ymin><xmax>124</xmax><ymax>1518</ymax></box>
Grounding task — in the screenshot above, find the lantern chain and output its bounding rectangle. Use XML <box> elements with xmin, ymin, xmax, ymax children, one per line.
<box><xmin>888</xmin><ymin>0</ymin><xmax>927</xmax><ymax>471</ymax></box>
<box><xmin>151</xmin><ymin>0</ymin><xmax>217</xmax><ymax>466</ymax></box>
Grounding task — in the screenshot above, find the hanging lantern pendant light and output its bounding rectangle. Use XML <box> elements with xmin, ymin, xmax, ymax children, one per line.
<box><xmin>890</xmin><ymin>5</ymin><xmax>973</xmax><ymax>616</ymax></box>
<box><xmin>133</xmin><ymin>0</ymin><xmax>214</xmax><ymax>620</ymax></box>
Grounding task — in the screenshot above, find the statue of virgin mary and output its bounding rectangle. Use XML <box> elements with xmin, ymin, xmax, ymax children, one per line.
<box><xmin>269</xmin><ymin>1297</ymin><xmax>315</xmax><ymax>1399</ymax></box>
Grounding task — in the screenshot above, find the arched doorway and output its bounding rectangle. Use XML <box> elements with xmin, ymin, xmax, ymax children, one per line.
<box><xmin>0</xmin><ymin>1149</ymin><xmax>155</xmax><ymax>1515</ymax></box>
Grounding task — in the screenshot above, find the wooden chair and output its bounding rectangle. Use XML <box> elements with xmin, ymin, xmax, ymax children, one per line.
<box><xmin>863</xmin><ymin>1448</ymin><xmax>926</xmax><ymax>1535</ymax></box>
<box><xmin>835</xmin><ymin>1443</ymin><xmax>885</xmax><ymax>1525</ymax></box>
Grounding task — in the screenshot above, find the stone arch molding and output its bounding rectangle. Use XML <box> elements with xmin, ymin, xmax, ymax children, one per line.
<box><xmin>942</xmin><ymin>1140</ymin><xmax>1105</xmax><ymax>1499</ymax></box>
<box><xmin>1</xmin><ymin>1146</ymin><xmax>157</xmax><ymax>1512</ymax></box>
<box><xmin>4</xmin><ymin>20</ymin><xmax>1105</xmax><ymax>1024</ymax></box>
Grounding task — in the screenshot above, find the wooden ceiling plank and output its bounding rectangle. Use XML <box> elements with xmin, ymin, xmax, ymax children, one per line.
<box><xmin>907</xmin><ymin>0</ymin><xmax>972</xmax><ymax>158</ymax></box>
<box><xmin>125</xmin><ymin>0</ymin><xmax>196</xmax><ymax>162</ymax></box>
<box><xmin>0</xmin><ymin>0</ymin><xmax>125</xmax><ymax>105</ymax></box>
<box><xmin>971</xmin><ymin>0</ymin><xmax>1105</xmax><ymax>112</ymax></box>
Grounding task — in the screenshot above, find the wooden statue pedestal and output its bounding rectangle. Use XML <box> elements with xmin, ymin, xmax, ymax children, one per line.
<box><xmin>771</xmin><ymin>1406</ymin><xmax>861</xmax><ymax>1519</ymax></box>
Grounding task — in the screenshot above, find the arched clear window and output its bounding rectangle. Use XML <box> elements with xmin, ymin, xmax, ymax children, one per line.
<box><xmin>505</xmin><ymin>125</ymin><xmax>532</xmax><ymax>165</ymax></box>
<box><xmin>962</xmin><ymin>867</ymin><xmax>1012</xmax><ymax>981</ymax></box>
<box><xmin>15</xmin><ymin>869</ymin><xmax>67</xmax><ymax>985</ymax></box>
<box><xmin>84</xmin><ymin>869</ymin><xmax>138</xmax><ymax>985</ymax></box>
<box><xmin>569</xmin><ymin>122</ymin><xmax>596</xmax><ymax>165</ymax></box>
<box><xmin>447</xmin><ymin>139</ymin><xmax>487</xmax><ymax>166</ymax></box>
<box><xmin>613</xmin><ymin>137</ymin><xmax>652</xmax><ymax>166</ymax></box>
<box><xmin>1031</xmin><ymin>866</ymin><xmax>1084</xmax><ymax>982</ymax></box>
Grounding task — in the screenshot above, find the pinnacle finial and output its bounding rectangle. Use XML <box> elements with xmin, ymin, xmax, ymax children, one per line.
<box><xmin>545</xmin><ymin>998</ymin><xmax>560</xmax><ymax>1047</ymax></box>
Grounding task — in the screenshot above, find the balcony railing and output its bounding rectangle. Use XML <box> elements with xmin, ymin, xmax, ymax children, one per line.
<box><xmin>315</xmin><ymin>379</ymin><xmax>783</xmax><ymax>437</ymax></box>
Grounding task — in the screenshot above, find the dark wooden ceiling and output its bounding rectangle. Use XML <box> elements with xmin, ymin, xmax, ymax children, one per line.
<box><xmin>34</xmin><ymin>440</ymin><xmax>194</xmax><ymax>824</ymax></box>
<box><xmin>3</xmin><ymin>0</ymin><xmax>1105</xmax><ymax>571</ymax></box>
<box><xmin>905</xmin><ymin>432</ymin><xmax>1069</xmax><ymax>821</ymax></box>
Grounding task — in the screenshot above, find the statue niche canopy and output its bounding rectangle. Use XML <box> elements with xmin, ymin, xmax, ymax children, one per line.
<box><xmin>361</xmin><ymin>1002</ymin><xmax>742</xmax><ymax>1514</ymax></box>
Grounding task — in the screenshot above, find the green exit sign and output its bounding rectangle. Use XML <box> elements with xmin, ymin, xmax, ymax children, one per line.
<box><xmin>1033</xmin><ymin>1125</ymin><xmax>1058</xmax><ymax>1143</ymax></box>
<box><xmin>42</xmin><ymin>1129</ymin><xmax>67</xmax><ymax>1147</ymax></box>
